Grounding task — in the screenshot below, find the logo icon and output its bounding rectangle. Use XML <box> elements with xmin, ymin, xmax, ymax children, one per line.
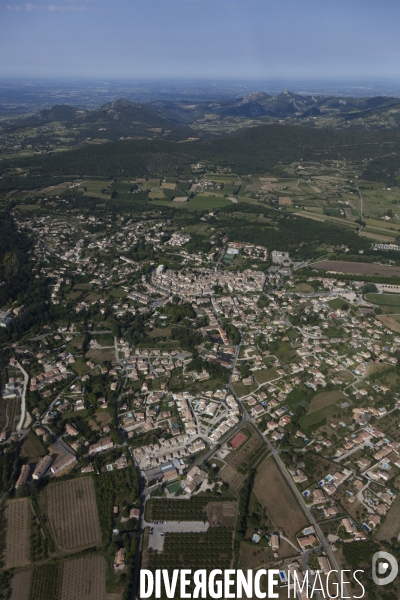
<box><xmin>372</xmin><ymin>551</ymin><xmax>398</xmax><ymax>586</ymax></box>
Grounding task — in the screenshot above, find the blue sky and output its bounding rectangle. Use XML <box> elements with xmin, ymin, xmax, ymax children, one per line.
<box><xmin>1</xmin><ymin>0</ymin><xmax>400</xmax><ymax>80</ymax></box>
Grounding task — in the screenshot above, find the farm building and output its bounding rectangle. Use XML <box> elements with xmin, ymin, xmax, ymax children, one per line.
<box><xmin>32</xmin><ymin>455</ymin><xmax>53</xmax><ymax>480</ymax></box>
<box><xmin>16</xmin><ymin>465</ymin><xmax>30</xmax><ymax>488</ymax></box>
<box><xmin>50</xmin><ymin>453</ymin><xmax>77</xmax><ymax>475</ymax></box>
<box><xmin>229</xmin><ymin>432</ymin><xmax>247</xmax><ymax>449</ymax></box>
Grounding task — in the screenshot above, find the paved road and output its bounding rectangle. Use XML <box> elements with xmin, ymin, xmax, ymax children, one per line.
<box><xmin>224</xmin><ymin>333</ymin><xmax>349</xmax><ymax>598</ymax></box>
<box><xmin>16</xmin><ymin>361</ymin><xmax>29</xmax><ymax>433</ymax></box>
<box><xmin>145</xmin><ymin>520</ymin><xmax>209</xmax><ymax>533</ymax></box>
<box><xmin>130</xmin><ymin>313</ymin><xmax>349</xmax><ymax>599</ymax></box>
<box><xmin>114</xmin><ymin>337</ymin><xmax>128</xmax><ymax>428</ymax></box>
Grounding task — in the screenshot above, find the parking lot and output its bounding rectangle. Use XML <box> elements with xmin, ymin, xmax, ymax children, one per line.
<box><xmin>147</xmin><ymin>520</ymin><xmax>209</xmax><ymax>551</ymax></box>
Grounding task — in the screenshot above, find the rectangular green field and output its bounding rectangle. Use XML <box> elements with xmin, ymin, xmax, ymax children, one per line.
<box><xmin>365</xmin><ymin>293</ymin><xmax>400</xmax><ymax>306</ymax></box>
<box><xmin>188</xmin><ymin>196</ymin><xmax>231</xmax><ymax>209</ymax></box>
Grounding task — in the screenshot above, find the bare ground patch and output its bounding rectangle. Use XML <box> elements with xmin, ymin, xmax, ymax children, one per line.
<box><xmin>253</xmin><ymin>457</ymin><xmax>308</xmax><ymax>545</ymax></box>
<box><xmin>308</xmin><ymin>390</ymin><xmax>345</xmax><ymax>414</ymax></box>
<box><xmin>220</xmin><ymin>464</ymin><xmax>246</xmax><ymax>492</ymax></box>
<box><xmin>377</xmin><ymin>315</ymin><xmax>400</xmax><ymax>333</ymax></box>
<box><xmin>311</xmin><ymin>260</ymin><xmax>400</xmax><ymax>277</ymax></box>
<box><xmin>206</xmin><ymin>501</ymin><xmax>237</xmax><ymax>527</ymax></box>
<box><xmin>376</xmin><ymin>494</ymin><xmax>400</xmax><ymax>542</ymax></box>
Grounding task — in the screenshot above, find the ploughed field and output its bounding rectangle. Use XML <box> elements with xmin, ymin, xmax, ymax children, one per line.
<box><xmin>311</xmin><ymin>260</ymin><xmax>400</xmax><ymax>277</ymax></box>
<box><xmin>42</xmin><ymin>478</ymin><xmax>102</xmax><ymax>551</ymax></box>
<box><xmin>4</xmin><ymin>498</ymin><xmax>30</xmax><ymax>568</ymax></box>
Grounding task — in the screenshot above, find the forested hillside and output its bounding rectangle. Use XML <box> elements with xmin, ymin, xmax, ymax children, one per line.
<box><xmin>3</xmin><ymin>124</ymin><xmax>400</xmax><ymax>184</ymax></box>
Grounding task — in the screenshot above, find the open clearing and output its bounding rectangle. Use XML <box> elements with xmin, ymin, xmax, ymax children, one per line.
<box><xmin>4</xmin><ymin>498</ymin><xmax>30</xmax><ymax>568</ymax></box>
<box><xmin>255</xmin><ymin>368</ymin><xmax>279</xmax><ymax>384</ymax></box>
<box><xmin>376</xmin><ymin>494</ymin><xmax>400</xmax><ymax>542</ymax></box>
<box><xmin>253</xmin><ymin>457</ymin><xmax>308</xmax><ymax>544</ymax></box>
<box><xmin>377</xmin><ymin>315</ymin><xmax>400</xmax><ymax>333</ymax></box>
<box><xmin>219</xmin><ymin>464</ymin><xmax>246</xmax><ymax>491</ymax></box>
<box><xmin>10</xmin><ymin>570</ymin><xmax>31</xmax><ymax>600</ymax></box>
<box><xmin>206</xmin><ymin>501</ymin><xmax>237</xmax><ymax>527</ymax></box>
<box><xmin>43</xmin><ymin>478</ymin><xmax>101</xmax><ymax>551</ymax></box>
<box><xmin>86</xmin><ymin>348</ymin><xmax>115</xmax><ymax>363</ymax></box>
<box><xmin>60</xmin><ymin>556</ymin><xmax>107</xmax><ymax>600</ymax></box>
<box><xmin>20</xmin><ymin>430</ymin><xmax>46</xmax><ymax>462</ymax></box>
<box><xmin>311</xmin><ymin>260</ymin><xmax>400</xmax><ymax>277</ymax></box>
<box><xmin>307</xmin><ymin>390</ymin><xmax>345</xmax><ymax>414</ymax></box>
<box><xmin>299</xmin><ymin>403</ymin><xmax>339</xmax><ymax>429</ymax></box>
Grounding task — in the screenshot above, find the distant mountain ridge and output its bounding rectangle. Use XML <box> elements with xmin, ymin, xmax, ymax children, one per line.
<box><xmin>3</xmin><ymin>91</ymin><xmax>400</xmax><ymax>154</ymax></box>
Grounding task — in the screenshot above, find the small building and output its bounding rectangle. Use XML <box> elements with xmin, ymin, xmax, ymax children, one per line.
<box><xmin>65</xmin><ymin>424</ymin><xmax>79</xmax><ymax>436</ymax></box>
<box><xmin>271</xmin><ymin>534</ymin><xmax>279</xmax><ymax>552</ymax></box>
<box><xmin>341</xmin><ymin>518</ymin><xmax>354</xmax><ymax>534</ymax></box>
<box><xmin>298</xmin><ymin>535</ymin><xmax>316</xmax><ymax>548</ymax></box>
<box><xmin>88</xmin><ymin>437</ymin><xmax>114</xmax><ymax>455</ymax></box>
<box><xmin>81</xmin><ymin>463</ymin><xmax>94</xmax><ymax>474</ymax></box>
<box><xmin>130</xmin><ymin>508</ymin><xmax>140</xmax><ymax>520</ymax></box>
<box><xmin>114</xmin><ymin>548</ymin><xmax>125</xmax><ymax>567</ymax></box>
<box><xmin>318</xmin><ymin>556</ymin><xmax>330</xmax><ymax>573</ymax></box>
<box><xmin>16</xmin><ymin>465</ymin><xmax>30</xmax><ymax>488</ymax></box>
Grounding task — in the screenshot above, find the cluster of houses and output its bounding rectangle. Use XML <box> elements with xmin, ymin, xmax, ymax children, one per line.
<box><xmin>152</xmin><ymin>267</ymin><xmax>267</xmax><ymax>298</ymax></box>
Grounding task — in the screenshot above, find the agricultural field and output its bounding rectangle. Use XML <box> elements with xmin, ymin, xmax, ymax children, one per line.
<box><xmin>376</xmin><ymin>494</ymin><xmax>400</xmax><ymax>542</ymax></box>
<box><xmin>205</xmin><ymin>502</ymin><xmax>237</xmax><ymax>527</ymax></box>
<box><xmin>187</xmin><ymin>195</ymin><xmax>231</xmax><ymax>209</ymax></box>
<box><xmin>60</xmin><ymin>556</ymin><xmax>107</xmax><ymax>600</ymax></box>
<box><xmin>219</xmin><ymin>464</ymin><xmax>246</xmax><ymax>492</ymax></box>
<box><xmin>377</xmin><ymin>315</ymin><xmax>400</xmax><ymax>333</ymax></box>
<box><xmin>144</xmin><ymin>528</ymin><xmax>234</xmax><ymax>572</ymax></box>
<box><xmin>29</xmin><ymin>564</ymin><xmax>60</xmax><ymax>600</ymax></box>
<box><xmin>311</xmin><ymin>261</ymin><xmax>400</xmax><ymax>277</ymax></box>
<box><xmin>375</xmin><ymin>409</ymin><xmax>400</xmax><ymax>440</ymax></box>
<box><xmin>365</xmin><ymin>293</ymin><xmax>400</xmax><ymax>306</ymax></box>
<box><xmin>42</xmin><ymin>478</ymin><xmax>102</xmax><ymax>551</ymax></box>
<box><xmin>10</xmin><ymin>570</ymin><xmax>31</xmax><ymax>600</ymax></box>
<box><xmin>146</xmin><ymin>497</ymin><xmax>211</xmax><ymax>521</ymax></box>
<box><xmin>4</xmin><ymin>498</ymin><xmax>30</xmax><ymax>568</ymax></box>
<box><xmin>253</xmin><ymin>457</ymin><xmax>308</xmax><ymax>545</ymax></box>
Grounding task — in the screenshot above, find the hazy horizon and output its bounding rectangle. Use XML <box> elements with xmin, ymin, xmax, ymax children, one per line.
<box><xmin>2</xmin><ymin>0</ymin><xmax>400</xmax><ymax>80</ymax></box>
